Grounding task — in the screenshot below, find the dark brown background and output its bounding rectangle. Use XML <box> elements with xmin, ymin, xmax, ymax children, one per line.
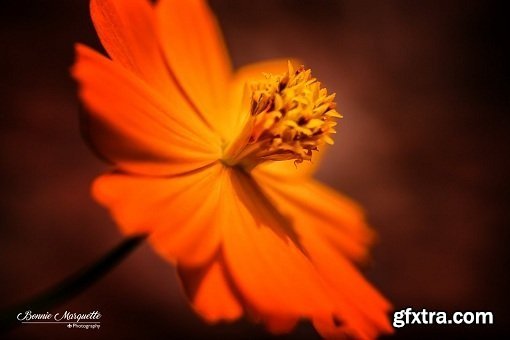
<box><xmin>1</xmin><ymin>0</ymin><xmax>508</xmax><ymax>339</ymax></box>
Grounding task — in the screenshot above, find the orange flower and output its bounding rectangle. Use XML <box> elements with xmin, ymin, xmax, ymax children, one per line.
<box><xmin>72</xmin><ymin>0</ymin><xmax>393</xmax><ymax>338</ymax></box>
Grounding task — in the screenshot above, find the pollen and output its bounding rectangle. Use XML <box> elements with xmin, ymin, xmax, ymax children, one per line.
<box><xmin>225</xmin><ymin>62</ymin><xmax>342</xmax><ymax>169</ymax></box>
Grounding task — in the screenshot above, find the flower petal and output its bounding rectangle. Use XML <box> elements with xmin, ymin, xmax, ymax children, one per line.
<box><xmin>73</xmin><ymin>44</ymin><xmax>221</xmax><ymax>176</ymax></box>
<box><xmin>89</xmin><ymin>0</ymin><xmax>213</xmax><ymax>131</ymax></box>
<box><xmin>263</xmin><ymin>317</ymin><xmax>299</xmax><ymax>334</ymax></box>
<box><xmin>254</xmin><ymin>174</ymin><xmax>393</xmax><ymax>338</ymax></box>
<box><xmin>220</xmin><ymin>169</ymin><xmax>334</xmax><ymax>327</ymax></box>
<box><xmin>308</xmin><ymin>236</ymin><xmax>394</xmax><ymax>339</ymax></box>
<box><xmin>90</xmin><ymin>0</ymin><xmax>163</xmax><ymax>89</ymax></box>
<box><xmin>178</xmin><ymin>253</ymin><xmax>243</xmax><ymax>323</ymax></box>
<box><xmin>255</xmin><ymin>156</ymin><xmax>325</xmax><ymax>180</ymax></box>
<box><xmin>156</xmin><ymin>0</ymin><xmax>232</xmax><ymax>138</ymax></box>
<box><xmin>254</xmin><ymin>171</ymin><xmax>374</xmax><ymax>262</ymax></box>
<box><xmin>92</xmin><ymin>163</ymin><xmax>224</xmax><ymax>266</ymax></box>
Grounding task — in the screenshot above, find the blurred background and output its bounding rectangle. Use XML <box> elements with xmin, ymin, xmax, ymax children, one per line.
<box><xmin>1</xmin><ymin>0</ymin><xmax>508</xmax><ymax>338</ymax></box>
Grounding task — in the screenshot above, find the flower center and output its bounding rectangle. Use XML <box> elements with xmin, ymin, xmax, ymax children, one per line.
<box><xmin>224</xmin><ymin>62</ymin><xmax>341</xmax><ymax>170</ymax></box>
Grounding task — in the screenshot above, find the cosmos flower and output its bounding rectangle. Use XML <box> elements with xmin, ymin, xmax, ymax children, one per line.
<box><xmin>72</xmin><ymin>0</ymin><xmax>393</xmax><ymax>338</ymax></box>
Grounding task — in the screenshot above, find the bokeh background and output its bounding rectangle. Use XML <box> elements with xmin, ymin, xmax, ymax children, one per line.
<box><xmin>1</xmin><ymin>0</ymin><xmax>508</xmax><ymax>338</ymax></box>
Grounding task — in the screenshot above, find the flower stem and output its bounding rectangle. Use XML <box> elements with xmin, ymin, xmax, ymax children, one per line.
<box><xmin>0</xmin><ymin>235</ymin><xmax>147</xmax><ymax>333</ymax></box>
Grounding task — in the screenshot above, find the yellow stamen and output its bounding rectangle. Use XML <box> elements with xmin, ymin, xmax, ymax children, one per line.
<box><xmin>224</xmin><ymin>62</ymin><xmax>342</xmax><ymax>170</ymax></box>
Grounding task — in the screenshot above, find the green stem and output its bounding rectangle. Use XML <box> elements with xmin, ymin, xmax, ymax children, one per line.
<box><xmin>0</xmin><ymin>235</ymin><xmax>147</xmax><ymax>333</ymax></box>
